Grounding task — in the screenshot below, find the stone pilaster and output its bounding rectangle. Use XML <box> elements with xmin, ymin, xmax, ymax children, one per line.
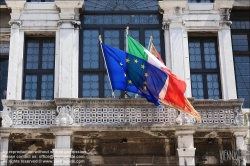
<box><xmin>5</xmin><ymin>0</ymin><xmax>25</xmax><ymax>100</ymax></box>
<box><xmin>175</xmin><ymin>130</ymin><xmax>196</xmax><ymax>166</ymax></box>
<box><xmin>159</xmin><ymin>0</ymin><xmax>192</xmax><ymax>97</ymax></box>
<box><xmin>0</xmin><ymin>133</ymin><xmax>10</xmax><ymax>166</ymax></box>
<box><xmin>54</xmin><ymin>0</ymin><xmax>83</xmax><ymax>98</ymax></box>
<box><xmin>52</xmin><ymin>130</ymin><xmax>73</xmax><ymax>166</ymax></box>
<box><xmin>234</xmin><ymin>131</ymin><xmax>247</xmax><ymax>166</ymax></box>
<box><xmin>217</xmin><ymin>3</ymin><xmax>237</xmax><ymax>100</ymax></box>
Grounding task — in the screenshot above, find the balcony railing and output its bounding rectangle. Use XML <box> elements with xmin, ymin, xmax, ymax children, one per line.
<box><xmin>1</xmin><ymin>98</ymin><xmax>245</xmax><ymax>128</ymax></box>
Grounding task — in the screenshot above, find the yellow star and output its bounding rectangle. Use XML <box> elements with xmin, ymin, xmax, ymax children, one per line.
<box><xmin>141</xmin><ymin>64</ymin><xmax>145</xmax><ymax>69</ymax></box>
<box><xmin>143</xmin><ymin>86</ymin><xmax>147</xmax><ymax>90</ymax></box>
<box><xmin>124</xmin><ymin>73</ymin><xmax>126</xmax><ymax>77</ymax></box>
<box><xmin>143</xmin><ymin>81</ymin><xmax>147</xmax><ymax>85</ymax></box>
<box><xmin>144</xmin><ymin>73</ymin><xmax>149</xmax><ymax>77</ymax></box>
<box><xmin>120</xmin><ymin>62</ymin><xmax>123</xmax><ymax>66</ymax></box>
<box><xmin>134</xmin><ymin>59</ymin><xmax>138</xmax><ymax>63</ymax></box>
<box><xmin>126</xmin><ymin>58</ymin><xmax>130</xmax><ymax>63</ymax></box>
<box><xmin>128</xmin><ymin>80</ymin><xmax>132</xmax><ymax>84</ymax></box>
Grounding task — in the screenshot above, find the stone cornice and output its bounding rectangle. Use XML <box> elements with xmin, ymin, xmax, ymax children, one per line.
<box><xmin>54</xmin><ymin>0</ymin><xmax>83</xmax><ymax>9</ymax></box>
<box><xmin>5</xmin><ymin>0</ymin><xmax>26</xmax><ymax>9</ymax></box>
<box><xmin>214</xmin><ymin>0</ymin><xmax>235</xmax><ymax>10</ymax></box>
<box><xmin>158</xmin><ymin>0</ymin><xmax>187</xmax><ymax>11</ymax></box>
<box><xmin>1</xmin><ymin>99</ymin><xmax>56</xmax><ymax>108</ymax></box>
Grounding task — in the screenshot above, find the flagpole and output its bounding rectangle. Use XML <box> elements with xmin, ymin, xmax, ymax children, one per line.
<box><xmin>148</xmin><ymin>35</ymin><xmax>153</xmax><ymax>50</ymax></box>
<box><xmin>98</xmin><ymin>35</ymin><xmax>115</xmax><ymax>98</ymax></box>
<box><xmin>120</xmin><ymin>26</ymin><xmax>130</xmax><ymax>98</ymax></box>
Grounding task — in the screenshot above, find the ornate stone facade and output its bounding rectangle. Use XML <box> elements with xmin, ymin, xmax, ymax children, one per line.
<box><xmin>0</xmin><ymin>0</ymin><xmax>249</xmax><ymax>166</ymax></box>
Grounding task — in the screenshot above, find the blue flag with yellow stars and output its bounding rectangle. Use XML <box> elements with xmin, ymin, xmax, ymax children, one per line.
<box><xmin>102</xmin><ymin>43</ymin><xmax>168</xmax><ymax>106</ymax></box>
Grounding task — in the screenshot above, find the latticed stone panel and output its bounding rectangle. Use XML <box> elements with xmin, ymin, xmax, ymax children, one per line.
<box><xmin>197</xmin><ymin>109</ymin><xmax>236</xmax><ymax>125</ymax></box>
<box><xmin>73</xmin><ymin>107</ymin><xmax>177</xmax><ymax>126</ymax></box>
<box><xmin>12</xmin><ymin>109</ymin><xmax>56</xmax><ymax>127</ymax></box>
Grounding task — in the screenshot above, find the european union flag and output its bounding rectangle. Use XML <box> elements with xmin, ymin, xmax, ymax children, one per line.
<box><xmin>102</xmin><ymin>43</ymin><xmax>168</xmax><ymax>106</ymax></box>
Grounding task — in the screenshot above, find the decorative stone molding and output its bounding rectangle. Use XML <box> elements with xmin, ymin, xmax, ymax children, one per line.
<box><xmin>55</xmin><ymin>106</ymin><xmax>74</xmax><ymax>126</ymax></box>
<box><xmin>8</xmin><ymin>21</ymin><xmax>22</xmax><ymax>27</ymax></box>
<box><xmin>57</xmin><ymin>20</ymin><xmax>63</xmax><ymax>26</ymax></box>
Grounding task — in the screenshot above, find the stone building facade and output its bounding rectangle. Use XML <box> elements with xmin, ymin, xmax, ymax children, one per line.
<box><xmin>0</xmin><ymin>0</ymin><xmax>249</xmax><ymax>165</ymax></box>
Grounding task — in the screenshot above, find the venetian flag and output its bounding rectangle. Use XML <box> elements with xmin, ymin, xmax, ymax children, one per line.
<box><xmin>127</xmin><ymin>36</ymin><xmax>201</xmax><ymax>121</ymax></box>
<box><xmin>149</xmin><ymin>43</ymin><xmax>164</xmax><ymax>64</ymax></box>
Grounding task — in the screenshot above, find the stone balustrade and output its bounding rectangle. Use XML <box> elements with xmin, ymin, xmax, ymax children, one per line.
<box><xmin>1</xmin><ymin>98</ymin><xmax>245</xmax><ymax>128</ymax></box>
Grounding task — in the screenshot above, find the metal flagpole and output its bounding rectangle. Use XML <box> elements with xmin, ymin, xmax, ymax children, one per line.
<box><xmin>98</xmin><ymin>35</ymin><xmax>115</xmax><ymax>98</ymax></box>
<box><xmin>148</xmin><ymin>35</ymin><xmax>153</xmax><ymax>50</ymax></box>
<box><xmin>120</xmin><ymin>26</ymin><xmax>130</xmax><ymax>98</ymax></box>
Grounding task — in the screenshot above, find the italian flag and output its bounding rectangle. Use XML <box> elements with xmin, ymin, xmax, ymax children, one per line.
<box><xmin>127</xmin><ymin>36</ymin><xmax>201</xmax><ymax>121</ymax></box>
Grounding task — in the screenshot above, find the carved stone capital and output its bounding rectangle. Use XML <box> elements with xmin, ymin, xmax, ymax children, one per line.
<box><xmin>8</xmin><ymin>21</ymin><xmax>22</xmax><ymax>27</ymax></box>
<box><xmin>162</xmin><ymin>19</ymin><xmax>171</xmax><ymax>30</ymax></box>
<box><xmin>71</xmin><ymin>20</ymin><xmax>81</xmax><ymax>29</ymax></box>
<box><xmin>55</xmin><ymin>105</ymin><xmax>74</xmax><ymax>126</ymax></box>
<box><xmin>57</xmin><ymin>20</ymin><xmax>63</xmax><ymax>26</ymax></box>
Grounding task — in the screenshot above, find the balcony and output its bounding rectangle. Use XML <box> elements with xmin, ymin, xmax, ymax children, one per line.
<box><xmin>1</xmin><ymin>98</ymin><xmax>245</xmax><ymax>128</ymax></box>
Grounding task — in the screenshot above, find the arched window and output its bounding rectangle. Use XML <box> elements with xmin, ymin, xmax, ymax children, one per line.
<box><xmin>79</xmin><ymin>0</ymin><xmax>164</xmax><ymax>98</ymax></box>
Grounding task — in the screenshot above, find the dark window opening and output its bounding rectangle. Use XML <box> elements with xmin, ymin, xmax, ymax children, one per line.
<box><xmin>22</xmin><ymin>38</ymin><xmax>55</xmax><ymax>100</ymax></box>
<box><xmin>231</xmin><ymin>10</ymin><xmax>250</xmax><ymax>108</ymax></box>
<box><xmin>188</xmin><ymin>0</ymin><xmax>214</xmax><ymax>3</ymax></box>
<box><xmin>188</xmin><ymin>37</ymin><xmax>221</xmax><ymax>100</ymax></box>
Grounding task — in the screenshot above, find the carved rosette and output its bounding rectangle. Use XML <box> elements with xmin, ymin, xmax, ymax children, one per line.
<box><xmin>55</xmin><ymin>106</ymin><xmax>74</xmax><ymax>126</ymax></box>
<box><xmin>2</xmin><ymin>107</ymin><xmax>13</xmax><ymax>127</ymax></box>
<box><xmin>176</xmin><ymin>112</ymin><xmax>196</xmax><ymax>125</ymax></box>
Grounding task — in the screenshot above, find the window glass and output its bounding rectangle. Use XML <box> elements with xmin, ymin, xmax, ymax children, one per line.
<box><xmin>189</xmin><ymin>38</ymin><xmax>221</xmax><ymax>100</ymax></box>
<box><xmin>0</xmin><ymin>60</ymin><xmax>8</xmax><ymax>110</ymax></box>
<box><xmin>231</xmin><ymin>10</ymin><xmax>250</xmax><ymax>108</ymax></box>
<box><xmin>23</xmin><ymin>38</ymin><xmax>55</xmax><ymax>100</ymax></box>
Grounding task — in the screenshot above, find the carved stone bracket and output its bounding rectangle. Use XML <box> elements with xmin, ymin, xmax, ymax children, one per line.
<box><xmin>55</xmin><ymin>105</ymin><xmax>74</xmax><ymax>126</ymax></box>
<box><xmin>8</xmin><ymin>21</ymin><xmax>22</xmax><ymax>27</ymax></box>
<box><xmin>162</xmin><ymin>19</ymin><xmax>171</xmax><ymax>30</ymax></box>
<box><xmin>71</xmin><ymin>20</ymin><xmax>81</xmax><ymax>29</ymax></box>
<box><xmin>176</xmin><ymin>112</ymin><xmax>196</xmax><ymax>125</ymax></box>
<box><xmin>2</xmin><ymin>107</ymin><xmax>13</xmax><ymax>127</ymax></box>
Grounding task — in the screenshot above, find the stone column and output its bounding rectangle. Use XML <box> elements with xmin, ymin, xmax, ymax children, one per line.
<box><xmin>0</xmin><ymin>133</ymin><xmax>10</xmax><ymax>166</ymax></box>
<box><xmin>234</xmin><ymin>131</ymin><xmax>247</xmax><ymax>166</ymax></box>
<box><xmin>176</xmin><ymin>130</ymin><xmax>196</xmax><ymax>166</ymax></box>
<box><xmin>159</xmin><ymin>0</ymin><xmax>192</xmax><ymax>97</ymax></box>
<box><xmin>217</xmin><ymin>8</ymin><xmax>237</xmax><ymax>100</ymax></box>
<box><xmin>5</xmin><ymin>0</ymin><xmax>26</xmax><ymax>100</ymax></box>
<box><xmin>52</xmin><ymin>131</ymin><xmax>73</xmax><ymax>166</ymax></box>
<box><xmin>55</xmin><ymin>0</ymin><xmax>83</xmax><ymax>98</ymax></box>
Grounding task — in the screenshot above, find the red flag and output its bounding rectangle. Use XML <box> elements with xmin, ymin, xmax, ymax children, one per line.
<box><xmin>150</xmin><ymin>45</ymin><xmax>201</xmax><ymax>121</ymax></box>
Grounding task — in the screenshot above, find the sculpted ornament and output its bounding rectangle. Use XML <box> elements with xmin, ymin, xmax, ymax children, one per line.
<box><xmin>55</xmin><ymin>106</ymin><xmax>74</xmax><ymax>126</ymax></box>
<box><xmin>176</xmin><ymin>111</ymin><xmax>196</xmax><ymax>125</ymax></box>
<box><xmin>2</xmin><ymin>107</ymin><xmax>13</xmax><ymax>127</ymax></box>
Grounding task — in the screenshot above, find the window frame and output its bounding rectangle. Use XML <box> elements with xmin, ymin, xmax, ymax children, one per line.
<box><xmin>188</xmin><ymin>37</ymin><xmax>222</xmax><ymax>99</ymax></box>
<box><xmin>22</xmin><ymin>37</ymin><xmax>55</xmax><ymax>100</ymax></box>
